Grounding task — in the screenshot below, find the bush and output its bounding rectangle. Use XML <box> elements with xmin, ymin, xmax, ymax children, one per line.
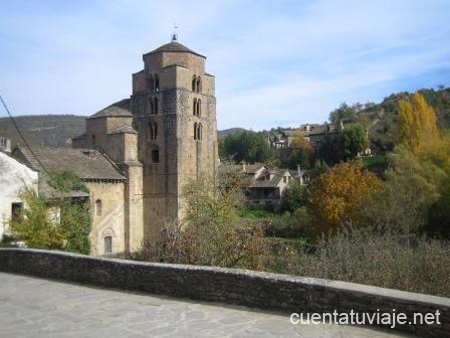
<box><xmin>132</xmin><ymin>173</ymin><xmax>273</xmax><ymax>270</ymax></box>
<box><xmin>290</xmin><ymin>228</ymin><xmax>450</xmax><ymax>297</ymax></box>
<box><xmin>266</xmin><ymin>207</ymin><xmax>311</xmax><ymax>238</ymax></box>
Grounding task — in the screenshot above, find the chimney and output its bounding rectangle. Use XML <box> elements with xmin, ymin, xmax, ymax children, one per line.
<box><xmin>240</xmin><ymin>161</ymin><xmax>246</xmax><ymax>172</ymax></box>
<box><xmin>297</xmin><ymin>164</ymin><xmax>304</xmax><ymax>185</ymax></box>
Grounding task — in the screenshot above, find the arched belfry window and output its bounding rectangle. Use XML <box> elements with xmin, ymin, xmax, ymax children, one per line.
<box><xmin>199</xmin><ymin>123</ymin><xmax>203</xmax><ymax>141</ymax></box>
<box><xmin>197</xmin><ymin>99</ymin><xmax>201</xmax><ymax>117</ymax></box>
<box><xmin>194</xmin><ymin>122</ymin><xmax>198</xmax><ymax>140</ymax></box>
<box><xmin>95</xmin><ymin>199</ymin><xmax>102</xmax><ymax>216</ymax></box>
<box><xmin>155</xmin><ymin>74</ymin><xmax>160</xmax><ymax>92</ymax></box>
<box><xmin>197</xmin><ymin>77</ymin><xmax>201</xmax><ymax>93</ymax></box>
<box><xmin>154</xmin><ymin>98</ymin><xmax>158</xmax><ymax>115</ymax></box>
<box><xmin>151</xmin><ymin>145</ymin><xmax>160</xmax><ymax>163</ymax></box>
<box><xmin>149</xmin><ymin>98</ymin><xmax>154</xmax><ymax>115</ymax></box>
<box><xmin>192</xmin><ymin>76</ymin><xmax>197</xmax><ymax>92</ymax></box>
<box><xmin>148</xmin><ymin>75</ymin><xmax>154</xmax><ymax>91</ymax></box>
<box><xmin>193</xmin><ymin>98</ymin><xmax>197</xmax><ymax>116</ymax></box>
<box><xmin>149</xmin><ymin>122</ymin><xmax>158</xmax><ymax>140</ymax></box>
<box><xmin>149</xmin><ymin>123</ymin><xmax>154</xmax><ymax>140</ymax></box>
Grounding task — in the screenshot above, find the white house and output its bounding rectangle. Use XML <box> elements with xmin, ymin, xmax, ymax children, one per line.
<box><xmin>0</xmin><ymin>152</ymin><xmax>38</xmax><ymax>240</ymax></box>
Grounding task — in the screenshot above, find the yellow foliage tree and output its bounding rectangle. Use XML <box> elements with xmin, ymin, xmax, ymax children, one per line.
<box><xmin>307</xmin><ymin>161</ymin><xmax>383</xmax><ymax>238</ymax></box>
<box><xmin>396</xmin><ymin>92</ymin><xmax>439</xmax><ymax>152</ymax></box>
<box><xmin>289</xmin><ymin>131</ymin><xmax>312</xmax><ymax>149</ymax></box>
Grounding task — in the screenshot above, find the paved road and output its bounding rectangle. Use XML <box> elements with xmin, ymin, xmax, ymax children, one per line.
<box><xmin>0</xmin><ymin>272</ymin><xmax>412</xmax><ymax>337</ymax></box>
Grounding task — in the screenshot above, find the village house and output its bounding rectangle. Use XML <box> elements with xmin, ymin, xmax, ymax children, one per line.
<box><xmin>11</xmin><ymin>146</ymin><xmax>132</xmax><ymax>255</ymax></box>
<box><xmin>219</xmin><ymin>162</ymin><xmax>295</xmax><ymax>208</ymax></box>
<box><xmin>268</xmin><ymin>123</ymin><xmax>338</xmax><ymax>150</ymax></box>
<box><xmin>0</xmin><ymin>152</ymin><xmax>38</xmax><ymax>241</ymax></box>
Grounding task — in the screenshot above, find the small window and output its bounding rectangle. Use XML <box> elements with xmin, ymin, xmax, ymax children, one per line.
<box><xmin>95</xmin><ymin>199</ymin><xmax>102</xmax><ymax>216</ymax></box>
<box><xmin>154</xmin><ymin>122</ymin><xmax>158</xmax><ymax>139</ymax></box>
<box><xmin>155</xmin><ymin>74</ymin><xmax>160</xmax><ymax>92</ymax></box>
<box><xmin>283</xmin><ymin>176</ymin><xmax>287</xmax><ymax>183</ymax></box>
<box><xmin>151</xmin><ymin>149</ymin><xmax>160</xmax><ymax>163</ymax></box>
<box><xmin>92</xmin><ymin>135</ymin><xmax>96</xmax><ymax>146</ymax></box>
<box><xmin>104</xmin><ymin>236</ymin><xmax>112</xmax><ymax>254</ymax></box>
<box><xmin>148</xmin><ymin>75</ymin><xmax>154</xmax><ymax>91</ymax></box>
<box><xmin>11</xmin><ymin>202</ymin><xmax>24</xmax><ymax>222</ymax></box>
<box><xmin>198</xmin><ymin>123</ymin><xmax>202</xmax><ymax>140</ymax></box>
<box><xmin>193</xmin><ymin>98</ymin><xmax>197</xmax><ymax>116</ymax></box>
<box><xmin>197</xmin><ymin>99</ymin><xmax>201</xmax><ymax>117</ymax></box>
<box><xmin>149</xmin><ymin>98</ymin><xmax>154</xmax><ymax>115</ymax></box>
<box><xmin>149</xmin><ymin>123</ymin><xmax>154</xmax><ymax>139</ymax></box>
<box><xmin>197</xmin><ymin>77</ymin><xmax>201</xmax><ymax>93</ymax></box>
<box><xmin>154</xmin><ymin>98</ymin><xmax>158</xmax><ymax>114</ymax></box>
<box><xmin>194</xmin><ymin>122</ymin><xmax>198</xmax><ymax>140</ymax></box>
<box><xmin>192</xmin><ymin>75</ymin><xmax>197</xmax><ymax>92</ymax></box>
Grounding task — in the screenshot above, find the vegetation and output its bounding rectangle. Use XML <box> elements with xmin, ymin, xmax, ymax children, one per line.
<box><xmin>292</xmin><ymin>229</ymin><xmax>450</xmax><ymax>297</ymax></box>
<box><xmin>9</xmin><ymin>172</ymin><xmax>91</xmax><ymax>254</ymax></box>
<box><xmin>132</xmin><ymin>173</ymin><xmax>274</xmax><ymax>270</ymax></box>
<box><xmin>307</xmin><ymin>161</ymin><xmax>383</xmax><ymax>237</ymax></box>
<box><xmin>219</xmin><ymin>130</ymin><xmax>273</xmax><ymax>163</ymax></box>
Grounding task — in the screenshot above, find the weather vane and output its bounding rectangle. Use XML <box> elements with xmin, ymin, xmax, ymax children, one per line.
<box><xmin>171</xmin><ymin>23</ymin><xmax>179</xmax><ymax>42</ymax></box>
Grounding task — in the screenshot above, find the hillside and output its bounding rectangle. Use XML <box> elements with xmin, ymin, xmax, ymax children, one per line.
<box><xmin>357</xmin><ymin>87</ymin><xmax>450</xmax><ymax>153</ymax></box>
<box><xmin>218</xmin><ymin>128</ymin><xmax>247</xmax><ymax>139</ymax></box>
<box><xmin>0</xmin><ymin>115</ymin><xmax>86</xmax><ymax>148</ymax></box>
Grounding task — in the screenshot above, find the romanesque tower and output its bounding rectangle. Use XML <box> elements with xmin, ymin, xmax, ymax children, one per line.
<box><xmin>131</xmin><ymin>37</ymin><xmax>218</xmax><ymax>240</ymax></box>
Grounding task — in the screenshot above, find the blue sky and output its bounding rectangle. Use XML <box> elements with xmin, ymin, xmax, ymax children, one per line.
<box><xmin>1</xmin><ymin>0</ymin><xmax>449</xmax><ymax>130</ymax></box>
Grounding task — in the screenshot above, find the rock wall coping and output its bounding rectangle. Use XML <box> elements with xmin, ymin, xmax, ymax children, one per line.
<box><xmin>1</xmin><ymin>248</ymin><xmax>449</xmax><ymax>337</ymax></box>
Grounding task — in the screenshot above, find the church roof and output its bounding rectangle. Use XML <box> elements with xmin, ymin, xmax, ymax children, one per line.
<box><xmin>12</xmin><ymin>146</ymin><xmax>126</xmax><ymax>181</ymax></box>
<box><xmin>108</xmin><ymin>126</ymin><xmax>138</xmax><ymax>135</ymax></box>
<box><xmin>146</xmin><ymin>41</ymin><xmax>206</xmax><ymax>58</ymax></box>
<box><xmin>88</xmin><ymin>106</ymin><xmax>133</xmax><ymax>120</ymax></box>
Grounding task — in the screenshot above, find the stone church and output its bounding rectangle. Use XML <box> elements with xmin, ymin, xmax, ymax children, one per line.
<box><xmin>71</xmin><ymin>38</ymin><xmax>218</xmax><ymax>255</ymax></box>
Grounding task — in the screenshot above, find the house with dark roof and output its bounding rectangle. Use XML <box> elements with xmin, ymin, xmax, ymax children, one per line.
<box><xmin>268</xmin><ymin>123</ymin><xmax>339</xmax><ymax>150</ymax></box>
<box><xmin>219</xmin><ymin>162</ymin><xmax>294</xmax><ymax>208</ymax></box>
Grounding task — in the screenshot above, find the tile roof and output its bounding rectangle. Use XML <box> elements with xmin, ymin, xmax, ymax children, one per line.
<box><xmin>249</xmin><ymin>169</ymin><xmax>287</xmax><ymax>188</ymax></box>
<box><xmin>13</xmin><ymin>146</ymin><xmax>126</xmax><ymax>181</ymax></box>
<box><xmin>219</xmin><ymin>163</ymin><xmax>266</xmax><ymax>174</ymax></box>
<box><xmin>147</xmin><ymin>42</ymin><xmax>205</xmax><ymax>58</ymax></box>
<box><xmin>87</xmin><ymin>106</ymin><xmax>132</xmax><ymax>120</ymax></box>
<box><xmin>108</xmin><ymin>126</ymin><xmax>137</xmax><ymax>135</ymax></box>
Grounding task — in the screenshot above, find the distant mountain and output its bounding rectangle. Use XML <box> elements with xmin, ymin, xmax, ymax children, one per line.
<box><xmin>0</xmin><ymin>115</ymin><xmax>86</xmax><ymax>148</ymax></box>
<box><xmin>0</xmin><ymin>113</ymin><xmax>248</xmax><ymax>149</ymax></box>
<box><xmin>218</xmin><ymin>128</ymin><xmax>248</xmax><ymax>139</ymax></box>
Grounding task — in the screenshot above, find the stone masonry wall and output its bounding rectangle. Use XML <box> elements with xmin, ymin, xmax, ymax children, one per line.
<box><xmin>0</xmin><ymin>248</ymin><xmax>449</xmax><ymax>337</ymax></box>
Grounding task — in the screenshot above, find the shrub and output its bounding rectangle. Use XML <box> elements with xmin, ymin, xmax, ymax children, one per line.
<box><xmin>290</xmin><ymin>228</ymin><xmax>450</xmax><ymax>297</ymax></box>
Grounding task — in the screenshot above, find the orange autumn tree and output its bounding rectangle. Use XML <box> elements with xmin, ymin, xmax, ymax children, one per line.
<box><xmin>307</xmin><ymin>161</ymin><xmax>383</xmax><ymax>238</ymax></box>
<box><xmin>396</xmin><ymin>92</ymin><xmax>439</xmax><ymax>153</ymax></box>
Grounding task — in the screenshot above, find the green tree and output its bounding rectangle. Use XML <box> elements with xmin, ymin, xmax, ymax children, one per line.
<box><xmin>280</xmin><ymin>181</ymin><xmax>307</xmax><ymax>213</ymax></box>
<box><xmin>318</xmin><ymin>133</ymin><xmax>341</xmax><ymax>165</ymax></box>
<box><xmin>220</xmin><ymin>130</ymin><xmax>273</xmax><ymax>163</ymax></box>
<box><xmin>329</xmin><ymin>102</ymin><xmax>357</xmax><ymax>124</ymax></box>
<box><xmin>340</xmin><ymin>123</ymin><xmax>369</xmax><ymax>160</ymax></box>
<box><xmin>9</xmin><ymin>172</ymin><xmax>91</xmax><ymax>254</ymax></box>
<box><xmin>134</xmin><ymin>173</ymin><xmax>272</xmax><ymax>270</ymax></box>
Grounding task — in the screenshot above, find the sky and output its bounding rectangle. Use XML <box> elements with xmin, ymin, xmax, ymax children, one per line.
<box><xmin>1</xmin><ymin>0</ymin><xmax>449</xmax><ymax>131</ymax></box>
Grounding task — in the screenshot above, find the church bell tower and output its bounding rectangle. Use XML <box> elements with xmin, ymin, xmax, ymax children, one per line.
<box><xmin>131</xmin><ymin>38</ymin><xmax>218</xmax><ymax>240</ymax></box>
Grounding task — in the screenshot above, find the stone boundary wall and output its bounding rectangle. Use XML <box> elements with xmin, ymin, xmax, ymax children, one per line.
<box><xmin>0</xmin><ymin>248</ymin><xmax>449</xmax><ymax>337</ymax></box>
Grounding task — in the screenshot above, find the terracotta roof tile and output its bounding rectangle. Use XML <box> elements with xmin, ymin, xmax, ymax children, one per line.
<box><xmin>13</xmin><ymin>146</ymin><xmax>126</xmax><ymax>181</ymax></box>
